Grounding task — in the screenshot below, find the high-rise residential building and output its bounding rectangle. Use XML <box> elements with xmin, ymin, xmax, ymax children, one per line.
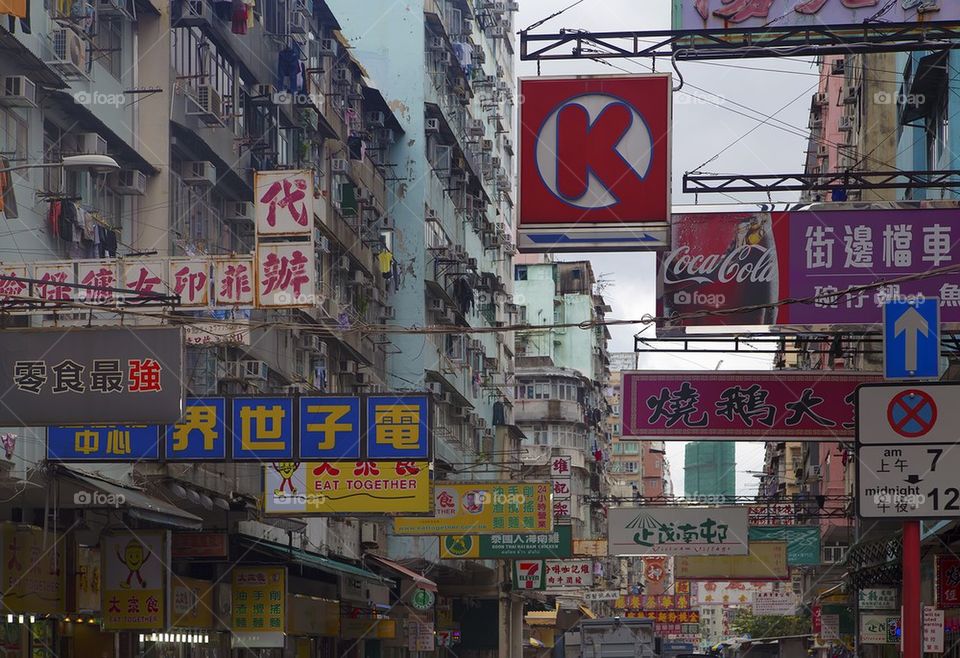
<box><xmin>684</xmin><ymin>441</ymin><xmax>736</xmax><ymax>502</ymax></box>
<box><xmin>513</xmin><ymin>261</ymin><xmax>612</xmax><ymax>541</ymax></box>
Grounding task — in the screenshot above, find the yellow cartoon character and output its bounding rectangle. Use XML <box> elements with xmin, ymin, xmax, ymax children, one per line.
<box><xmin>273</xmin><ymin>462</ymin><xmax>299</xmax><ymax>496</ymax></box>
<box><xmin>116</xmin><ymin>540</ymin><xmax>149</xmax><ymax>589</ymax></box>
<box><xmin>744</xmin><ymin>218</ymin><xmax>766</xmax><ymax>246</ymax></box>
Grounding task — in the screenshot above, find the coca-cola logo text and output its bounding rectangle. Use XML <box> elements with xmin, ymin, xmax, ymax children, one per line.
<box><xmin>662</xmin><ymin>245</ymin><xmax>776</xmax><ymax>285</ymax></box>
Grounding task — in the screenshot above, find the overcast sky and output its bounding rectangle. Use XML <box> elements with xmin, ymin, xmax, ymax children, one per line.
<box><xmin>517</xmin><ymin>0</ymin><xmax>816</xmax><ymax>495</ymax></box>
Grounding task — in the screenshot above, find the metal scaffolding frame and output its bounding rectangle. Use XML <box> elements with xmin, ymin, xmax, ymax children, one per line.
<box><xmin>683</xmin><ymin>170</ymin><xmax>960</xmax><ymax>195</ymax></box>
<box><xmin>634</xmin><ymin>332</ymin><xmax>960</xmax><ymax>357</ymax></box>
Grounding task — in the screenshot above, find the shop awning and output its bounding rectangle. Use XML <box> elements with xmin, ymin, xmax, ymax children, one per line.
<box><xmin>577</xmin><ymin>605</ymin><xmax>598</xmax><ymax>619</ymax></box>
<box><xmin>239</xmin><ymin>536</ymin><xmax>393</xmax><ymax>585</ymax></box>
<box><xmin>365</xmin><ymin>554</ymin><xmax>437</xmax><ymax>591</ymax></box>
<box><xmin>525</xmin><ymin>609</ymin><xmax>558</xmax><ymax>626</ymax></box>
<box><xmin>58</xmin><ymin>467</ymin><xmax>203</xmax><ymax>530</ymax></box>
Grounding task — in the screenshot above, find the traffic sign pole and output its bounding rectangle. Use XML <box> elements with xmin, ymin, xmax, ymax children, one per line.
<box><xmin>903</xmin><ymin>520</ymin><xmax>921</xmax><ymax>658</ymax></box>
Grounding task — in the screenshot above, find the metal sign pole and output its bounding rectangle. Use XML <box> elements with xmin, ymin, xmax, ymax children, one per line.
<box><xmin>903</xmin><ymin>520</ymin><xmax>921</xmax><ymax>658</ymax></box>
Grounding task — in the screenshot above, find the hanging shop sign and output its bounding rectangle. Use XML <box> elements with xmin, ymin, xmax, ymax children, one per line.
<box><xmin>696</xmin><ymin>581</ymin><xmax>774</xmax><ymax>606</ymax></box>
<box><xmin>46</xmin><ymin>394</ymin><xmax>431</xmax><ymax>463</ymax></box>
<box><xmin>76</xmin><ymin>546</ymin><xmax>101</xmax><ymax>613</ymax></box>
<box><xmin>184</xmin><ymin>321</ymin><xmax>251</xmax><ymax>346</ymax></box>
<box><xmin>263</xmin><ymin>461</ymin><xmax>432</xmax><ymax>515</ymax></box>
<box><xmin>255</xmin><ymin>170</ymin><xmax>314</xmax><ymax>237</ymax></box>
<box><xmin>860</xmin><ymin>613</ymin><xmax>900</xmax><ymax>644</ymax></box>
<box><xmin>517</xmin><ymin>74</ymin><xmax>672</xmax><ymax>253</ymax></box>
<box><xmin>551</xmin><ymin>455</ymin><xmax>573</xmax><ymax>521</ymax></box>
<box><xmin>231</xmin><ymin>566</ymin><xmax>286</xmax><ymax>648</ymax></box>
<box><xmin>935</xmin><ymin>555</ymin><xmax>960</xmax><ymax>609</ymax></box>
<box><xmin>340</xmin><ymin>617</ymin><xmax>397</xmax><ymax>639</ymax></box>
<box><xmin>0</xmin><ymin>326</ymin><xmax>183</xmax><ymax>425</ymax></box>
<box><xmin>0</xmin><ymin>523</ymin><xmax>66</xmax><ymax>615</ymax></box>
<box><xmin>748</xmin><ymin>503</ymin><xmax>797</xmax><ymax>526</ymax></box>
<box><xmin>621</xmin><ymin>371</ymin><xmax>879</xmax><ymax>440</ymax></box>
<box><xmin>439</xmin><ymin>525</ymin><xmax>573</xmax><ymax>559</ymax></box>
<box><xmin>859</xmin><ymin>588</ymin><xmax>898</xmax><ymax>611</ymax></box>
<box><xmin>752</xmin><ymin>591</ymin><xmax>798</xmax><ymax>616</ymax></box>
<box><xmin>407</xmin><ymin>620</ymin><xmax>435</xmax><ymax>652</ymax></box>
<box><xmin>393</xmin><ymin>482</ymin><xmax>552</xmax><ymax>535</ymax></box>
<box><xmin>608</xmin><ymin>506</ymin><xmax>749</xmax><ymax>556</ymax></box>
<box><xmin>675</xmin><ymin>0</ymin><xmax>958</xmax><ymax>32</ymax></box>
<box><xmin>171</xmin><ymin>533</ymin><xmax>229</xmax><ymax>559</ymax></box>
<box><xmin>641</xmin><ymin>556</ymin><xmax>670</xmax><ymax>596</ymax></box>
<box><xmin>749</xmin><ymin>526</ymin><xmax>820</xmax><ymax>566</ymax></box>
<box><xmin>514</xmin><ymin>560</ymin><xmax>546</xmax><ymax>590</ymax></box>
<box><xmin>102</xmin><ymin>530</ymin><xmax>168</xmax><ymax>631</ymax></box>
<box><xmin>171</xmin><ymin>577</ymin><xmax>215</xmax><ymax>630</ymax></box>
<box><xmin>287</xmin><ymin>596</ymin><xmax>340</xmax><ymax>637</ymax></box>
<box><xmin>674</xmin><ymin>542</ymin><xmax>789</xmax><ymax>580</ymax></box>
<box><xmin>544</xmin><ymin>559</ymin><xmax>594</xmax><ymax>589</ymax></box>
<box><xmin>620</xmin><ymin>588</ymin><xmax>694</xmax><ymax>613</ymax></box>
<box><xmin>660</xmin><ymin>208</ymin><xmax>960</xmax><ymax>331</ymax></box>
<box><xmin>411</xmin><ymin>588</ymin><xmax>436</xmax><ymax>611</ymax></box>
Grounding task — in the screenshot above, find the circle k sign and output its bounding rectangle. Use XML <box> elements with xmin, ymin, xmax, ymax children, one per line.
<box><xmin>519</xmin><ymin>74</ymin><xmax>672</xmax><ymax>227</ymax></box>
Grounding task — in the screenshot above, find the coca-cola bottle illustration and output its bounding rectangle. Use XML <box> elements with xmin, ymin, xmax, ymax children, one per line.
<box><xmin>660</xmin><ymin>213</ymin><xmax>779</xmax><ymax>327</ymax></box>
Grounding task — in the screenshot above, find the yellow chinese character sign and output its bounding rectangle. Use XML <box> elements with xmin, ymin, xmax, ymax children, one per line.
<box><xmin>264</xmin><ymin>461</ymin><xmax>432</xmax><ymax>515</ymax></box>
<box><xmin>101</xmin><ymin>530</ymin><xmax>168</xmax><ymax>631</ymax></box>
<box><xmin>167</xmin><ymin>398</ymin><xmax>227</xmax><ymax>460</ymax></box>
<box><xmin>393</xmin><ymin>482</ymin><xmax>553</xmax><ymax>535</ymax></box>
<box><xmin>0</xmin><ymin>523</ymin><xmax>65</xmax><ymax>615</ymax></box>
<box><xmin>232</xmin><ymin>567</ymin><xmax>286</xmax><ymax>638</ymax></box>
<box><xmin>366</xmin><ymin>395</ymin><xmax>429</xmax><ymax>459</ymax></box>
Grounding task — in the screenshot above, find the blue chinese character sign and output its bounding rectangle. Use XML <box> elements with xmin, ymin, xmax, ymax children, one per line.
<box><xmin>166</xmin><ymin>397</ymin><xmax>227</xmax><ymax>460</ymax></box>
<box><xmin>47</xmin><ymin>425</ymin><xmax>161</xmax><ymax>461</ymax></box>
<box><xmin>231</xmin><ymin>398</ymin><xmax>295</xmax><ymax>461</ymax></box>
<box><xmin>366</xmin><ymin>395</ymin><xmax>430</xmax><ymax>459</ymax></box>
<box><xmin>883</xmin><ymin>298</ymin><xmax>940</xmax><ymax>380</ymax></box>
<box><xmin>299</xmin><ymin>397</ymin><xmax>361</xmax><ymax>460</ymax></box>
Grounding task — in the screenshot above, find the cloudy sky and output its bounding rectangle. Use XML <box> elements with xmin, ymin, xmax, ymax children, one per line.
<box><xmin>517</xmin><ymin>0</ymin><xmax>817</xmax><ymax>495</ymax></box>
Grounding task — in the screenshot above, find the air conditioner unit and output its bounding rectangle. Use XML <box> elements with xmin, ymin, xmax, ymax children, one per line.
<box><xmin>379</xmin><ymin>305</ymin><xmax>395</xmax><ymax>321</ymax></box>
<box><xmin>0</xmin><ymin>76</ymin><xmax>36</xmax><ymax>107</ymax></box>
<box><xmin>77</xmin><ymin>133</ymin><xmax>108</xmax><ymax>156</ymax></box>
<box><xmin>425</xmin><ymin>118</ymin><xmax>440</xmax><ymax>133</ymax></box>
<box><xmin>816</xmin><ymin>144</ymin><xmax>829</xmax><ymax>158</ymax></box>
<box><xmin>350</xmin><ymin>270</ymin><xmax>367</xmax><ymax>285</ymax></box>
<box><xmin>218</xmin><ymin>361</ymin><xmax>245</xmax><ymax>381</ymax></box>
<box><xmin>339</xmin><ymin>360</ymin><xmax>357</xmax><ymax>375</ymax></box>
<box><xmin>366</xmin><ymin>111</ymin><xmax>385</xmax><ymax>127</ymax></box>
<box><xmin>506</xmin><ymin>0</ymin><xmax>519</xmax><ymax>10</ymax></box>
<box><xmin>489</xmin><ymin>26</ymin><xmax>506</xmax><ymax>38</ymax></box>
<box><xmin>808</xmin><ymin>115</ymin><xmax>822</xmax><ymax>129</ymax></box>
<box><xmin>96</xmin><ymin>0</ymin><xmax>132</xmax><ymax>17</ymax></box>
<box><xmin>480</xmin><ymin>139</ymin><xmax>493</xmax><ymax>152</ymax></box>
<box><xmin>842</xmin><ymin>85</ymin><xmax>858</xmax><ymax>104</ymax></box>
<box><xmin>289</xmin><ymin>11</ymin><xmax>307</xmax><ymax>34</ymax></box>
<box><xmin>355</xmin><ymin>373</ymin><xmax>368</xmax><ymax>385</ymax></box>
<box><xmin>831</xmin><ymin>59</ymin><xmax>845</xmax><ymax>75</ymax></box>
<box><xmin>299</xmin><ymin>333</ymin><xmax>321</xmax><ymax>352</ymax></box>
<box><xmin>429</xmin><ymin>36</ymin><xmax>445</xmax><ymax>51</ymax></box>
<box><xmin>468</xmin><ymin>119</ymin><xmax>485</xmax><ymax>136</ymax></box>
<box><xmin>838</xmin><ymin>116</ymin><xmax>854</xmax><ymax>132</ymax></box>
<box><xmin>331</xmin><ymin>158</ymin><xmax>350</xmax><ymax>175</ymax></box>
<box><xmin>251</xmin><ymin>83</ymin><xmax>276</xmax><ymax>104</ymax></box>
<box><xmin>183</xmin><ymin>161</ymin><xmax>217</xmax><ymax>187</ymax></box>
<box><xmin>452</xmin><ymin>406</ymin><xmax>468</xmax><ymax>419</ymax></box>
<box><xmin>226</xmin><ymin>201</ymin><xmax>252</xmax><ymax>223</ymax></box>
<box><xmin>360</xmin><ymin>522</ymin><xmax>380</xmax><ymax>548</ymax></box>
<box><xmin>334</xmin><ymin>68</ymin><xmax>351</xmax><ymax>84</ymax></box>
<box><xmin>441</xmin><ymin>392</ymin><xmax>454</xmax><ymax>405</ymax></box>
<box><xmin>379</xmin><ymin>128</ymin><xmax>396</xmax><ymax>144</ymax></box>
<box><xmin>439</xmin><ymin>50</ymin><xmax>452</xmax><ymax>65</ymax></box>
<box><xmin>192</xmin><ymin>84</ymin><xmax>223</xmax><ymax>124</ymax></box>
<box><xmin>283</xmin><ymin>384</ymin><xmax>306</xmax><ymax>396</ymax></box>
<box><xmin>242</xmin><ymin>360</ymin><xmax>268</xmax><ymax>381</ymax></box>
<box><xmin>473</xmin><ymin>44</ymin><xmax>486</xmax><ymax>64</ymax></box>
<box><xmin>425</xmin><ymin>208</ymin><xmax>439</xmax><ymax>222</ymax></box>
<box><xmin>110</xmin><ymin>169</ymin><xmax>147</xmax><ymax>196</ymax></box>
<box><xmin>813</xmin><ymin>92</ymin><xmax>828</xmax><ymax>106</ymax></box>
<box><xmin>173</xmin><ymin>0</ymin><xmax>211</xmax><ymax>26</ymax></box>
<box><xmin>427</xmin><ymin>382</ymin><xmax>443</xmax><ymax>395</ymax></box>
<box><xmin>292</xmin><ymin>0</ymin><xmax>312</xmax><ymax>15</ymax></box>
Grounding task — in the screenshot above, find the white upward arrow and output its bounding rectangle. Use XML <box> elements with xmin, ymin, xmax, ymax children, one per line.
<box><xmin>895</xmin><ymin>306</ymin><xmax>929</xmax><ymax>372</ymax></box>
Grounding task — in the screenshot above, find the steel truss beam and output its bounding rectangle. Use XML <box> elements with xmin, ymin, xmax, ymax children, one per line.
<box><xmin>635</xmin><ymin>332</ymin><xmax>960</xmax><ymax>357</ymax></box>
<box><xmin>520</xmin><ymin>24</ymin><xmax>960</xmax><ymax>62</ymax></box>
<box><xmin>684</xmin><ymin>169</ymin><xmax>960</xmax><ymax>194</ymax></box>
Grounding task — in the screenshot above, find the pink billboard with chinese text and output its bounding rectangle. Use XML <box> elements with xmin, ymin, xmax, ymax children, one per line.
<box><xmin>621</xmin><ymin>371</ymin><xmax>882</xmax><ymax>440</ymax></box>
<box><xmin>659</xmin><ymin>206</ymin><xmax>960</xmax><ymax>331</ymax></box>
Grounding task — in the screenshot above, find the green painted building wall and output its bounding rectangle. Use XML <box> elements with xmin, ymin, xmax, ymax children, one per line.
<box><xmin>684</xmin><ymin>441</ymin><xmax>736</xmax><ymax>501</ymax></box>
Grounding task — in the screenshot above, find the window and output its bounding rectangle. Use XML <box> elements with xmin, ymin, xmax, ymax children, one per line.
<box><xmin>515</xmin><ymin>265</ymin><xmax>527</xmax><ymax>280</ymax></box>
<box><xmin>612</xmin><ymin>404</ymin><xmax>620</xmax><ymax>415</ymax></box>
<box><xmin>445</xmin><ymin>335</ymin><xmax>465</xmax><ymax>361</ymax></box>
<box><xmin>96</xmin><ymin>16</ymin><xmax>124</xmax><ymax>79</ymax></box>
<box><xmin>822</xmin><ymin>542</ymin><xmax>846</xmax><ymax>564</ymax></box>
<box><xmin>623</xmin><ymin>442</ymin><xmax>638</xmax><ymax>454</ymax></box>
<box><xmin>0</xmin><ymin>108</ymin><xmax>28</xmax><ymax>180</ymax></box>
<box><xmin>613</xmin><ymin>443</ymin><xmax>624</xmax><ymax>454</ymax></box>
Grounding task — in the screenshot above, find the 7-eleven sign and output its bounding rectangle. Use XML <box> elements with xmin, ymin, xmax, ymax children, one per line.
<box><xmin>514</xmin><ymin>560</ymin><xmax>545</xmax><ymax>590</ymax></box>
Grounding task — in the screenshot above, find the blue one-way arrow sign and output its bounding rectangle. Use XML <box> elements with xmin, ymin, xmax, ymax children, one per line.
<box><xmin>883</xmin><ymin>298</ymin><xmax>940</xmax><ymax>380</ymax></box>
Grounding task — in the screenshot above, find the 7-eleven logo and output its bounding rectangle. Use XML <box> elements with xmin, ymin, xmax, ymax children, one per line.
<box><xmin>515</xmin><ymin>561</ymin><xmax>544</xmax><ymax>590</ymax></box>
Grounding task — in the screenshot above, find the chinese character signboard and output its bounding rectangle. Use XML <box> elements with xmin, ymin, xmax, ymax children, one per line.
<box><xmin>752</xmin><ymin>591</ymin><xmax>798</xmax><ymax>616</ymax></box>
<box><xmin>936</xmin><ymin>555</ymin><xmax>960</xmax><ymax>608</ymax></box>
<box><xmin>749</xmin><ymin>526</ymin><xmax>820</xmax><ymax>566</ymax></box>
<box><xmin>860</xmin><ymin>614</ymin><xmax>899</xmax><ymax>644</ymax></box>
<box><xmin>46</xmin><ymin>394</ymin><xmax>432</xmax><ymax>463</ymax></box>
<box><xmin>674</xmin><ymin>542</ymin><xmax>789</xmax><ymax>580</ymax></box>
<box><xmin>620</xmin><ymin>588</ymin><xmax>695</xmax><ymax>613</ymax></box>
<box><xmin>0</xmin><ymin>327</ymin><xmax>183</xmax><ymax>425</ymax></box>
<box><xmin>674</xmin><ymin>0</ymin><xmax>957</xmax><ymax>32</ymax></box>
<box><xmin>544</xmin><ymin>559</ymin><xmax>594</xmax><ymax>589</ymax></box>
<box><xmin>171</xmin><ymin>577</ymin><xmax>215</xmax><ymax>630</ymax></box>
<box><xmin>696</xmin><ymin>581</ymin><xmax>774</xmax><ymax>606</ymax></box>
<box><xmin>171</xmin><ymin>533</ymin><xmax>229</xmax><ymax>559</ymax></box>
<box><xmin>0</xmin><ymin>523</ymin><xmax>65</xmax><ymax>615</ymax></box>
<box><xmin>264</xmin><ymin>461</ymin><xmax>432</xmax><ymax>514</ymax></box>
<box><xmin>214</xmin><ymin>257</ymin><xmax>256</xmax><ymax>306</ymax></box>
<box><xmin>77</xmin><ymin>546</ymin><xmax>100</xmax><ymax>613</ymax></box>
<box><xmin>255</xmin><ymin>243</ymin><xmax>316</xmax><ymax>308</ymax></box>
<box><xmin>394</xmin><ymin>482</ymin><xmax>552</xmax><ymax>535</ymax></box>
<box><xmin>517</xmin><ymin>75</ymin><xmax>671</xmax><ymax>253</ymax></box>
<box><xmin>231</xmin><ymin>567</ymin><xmax>286</xmax><ymax>647</ymax></box>
<box><xmin>660</xmin><ymin>209</ymin><xmax>960</xmax><ymax>331</ymax></box>
<box><xmin>184</xmin><ymin>321</ymin><xmax>250</xmax><ymax>346</ymax></box>
<box><xmin>622</xmin><ymin>371</ymin><xmax>879</xmax><ymax>440</ymax></box>
<box><xmin>47</xmin><ymin>425</ymin><xmax>161</xmax><ymax>461</ymax></box>
<box><xmin>102</xmin><ymin>530</ymin><xmax>168</xmax><ymax>631</ymax></box>
<box><xmin>748</xmin><ymin>504</ymin><xmax>796</xmax><ymax>526</ymax></box>
<box><xmin>255</xmin><ymin>170</ymin><xmax>314</xmax><ymax>237</ymax></box>
<box><xmin>608</xmin><ymin>506</ymin><xmax>749</xmax><ymax>555</ymax></box>
<box><xmin>439</xmin><ymin>526</ymin><xmax>573</xmax><ymax>559</ymax></box>
<box><xmin>859</xmin><ymin>588</ymin><xmax>898</xmax><ymax>611</ymax></box>
<box><xmin>551</xmin><ymin>455</ymin><xmax>573</xmax><ymax>521</ymax></box>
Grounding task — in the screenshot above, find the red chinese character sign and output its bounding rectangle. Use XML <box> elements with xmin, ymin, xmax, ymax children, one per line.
<box><xmin>169</xmin><ymin>258</ymin><xmax>210</xmax><ymax>306</ymax></box>
<box><xmin>215</xmin><ymin>256</ymin><xmax>255</xmax><ymax>306</ymax></box>
<box><xmin>675</xmin><ymin>0</ymin><xmax>955</xmax><ymax>30</ymax></box>
<box><xmin>255</xmin><ymin>170</ymin><xmax>314</xmax><ymax>237</ymax></box>
<box><xmin>77</xmin><ymin>260</ymin><xmax>118</xmax><ymax>304</ymax></box>
<box><xmin>0</xmin><ymin>265</ymin><xmax>28</xmax><ymax>302</ymax></box>
<box><xmin>936</xmin><ymin>555</ymin><xmax>960</xmax><ymax>609</ymax></box>
<box><xmin>101</xmin><ymin>530</ymin><xmax>168</xmax><ymax>631</ymax></box>
<box><xmin>518</xmin><ymin>74</ymin><xmax>671</xmax><ymax>253</ymax></box>
<box><xmin>551</xmin><ymin>455</ymin><xmax>573</xmax><ymax>522</ymax></box>
<box><xmin>256</xmin><ymin>243</ymin><xmax>316</xmax><ymax>308</ymax></box>
<box><xmin>622</xmin><ymin>371</ymin><xmax>881</xmax><ymax>441</ymax></box>
<box><xmin>33</xmin><ymin>263</ymin><xmax>74</xmax><ymax>303</ymax></box>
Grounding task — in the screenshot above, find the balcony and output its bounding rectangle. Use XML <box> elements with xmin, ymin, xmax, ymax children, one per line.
<box><xmin>515</xmin><ymin>399</ymin><xmax>582</xmax><ymax>425</ymax></box>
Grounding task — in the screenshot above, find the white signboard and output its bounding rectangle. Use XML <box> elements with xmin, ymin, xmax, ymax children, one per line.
<box><xmin>857</xmin><ymin>444</ymin><xmax>958</xmax><ymax>518</ymax></box>
<box><xmin>608</xmin><ymin>507</ymin><xmax>749</xmax><ymax>556</ymax></box>
<box><xmin>924</xmin><ymin>606</ymin><xmax>944</xmax><ymax>653</ymax></box>
<box><xmin>583</xmin><ymin>590</ymin><xmax>620</xmax><ymax>602</ymax></box>
<box><xmin>544</xmin><ymin>560</ymin><xmax>593</xmax><ymax>589</ymax></box>
<box><xmin>752</xmin><ymin>591</ymin><xmax>797</xmax><ymax>616</ymax></box>
<box><xmin>254</xmin><ymin>170</ymin><xmax>314</xmax><ymax>237</ymax></box>
<box><xmin>256</xmin><ymin>243</ymin><xmax>317</xmax><ymax>308</ymax></box>
<box><xmin>821</xmin><ymin>613</ymin><xmax>841</xmax><ymax>641</ymax></box>
<box><xmin>860</xmin><ymin>614</ymin><xmax>898</xmax><ymax>644</ymax></box>
<box><xmin>858</xmin><ymin>588</ymin><xmax>898</xmax><ymax>610</ymax></box>
<box><xmin>184</xmin><ymin>322</ymin><xmax>251</xmax><ymax>346</ymax></box>
<box><xmin>857</xmin><ymin>384</ymin><xmax>958</xmax><ymax>445</ymax></box>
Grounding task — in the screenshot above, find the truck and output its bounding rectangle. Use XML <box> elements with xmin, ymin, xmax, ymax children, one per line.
<box><xmin>564</xmin><ymin>617</ymin><xmax>659</xmax><ymax>658</ymax></box>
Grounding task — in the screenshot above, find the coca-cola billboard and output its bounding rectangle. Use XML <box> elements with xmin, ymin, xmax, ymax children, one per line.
<box><xmin>659</xmin><ymin>208</ymin><xmax>960</xmax><ymax>329</ymax></box>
